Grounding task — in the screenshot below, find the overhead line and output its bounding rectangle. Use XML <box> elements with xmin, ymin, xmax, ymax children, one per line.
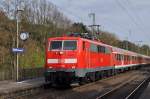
<box><xmin>124</xmin><ymin>0</ymin><xmax>149</xmax><ymax>36</ymax></box>
<box><xmin>115</xmin><ymin>0</ymin><xmax>145</xmax><ymax>34</ymax></box>
<box><xmin>116</xmin><ymin>0</ymin><xmax>150</xmax><ymax>46</ymax></box>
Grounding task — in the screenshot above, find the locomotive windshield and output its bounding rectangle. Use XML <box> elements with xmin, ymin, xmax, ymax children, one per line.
<box><xmin>63</xmin><ymin>41</ymin><xmax>77</xmax><ymax>50</ymax></box>
<box><xmin>50</xmin><ymin>41</ymin><xmax>62</xmax><ymax>50</ymax></box>
<box><xmin>49</xmin><ymin>40</ymin><xmax>77</xmax><ymax>50</ymax></box>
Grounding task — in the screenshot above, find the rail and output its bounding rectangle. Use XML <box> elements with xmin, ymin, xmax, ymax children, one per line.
<box><xmin>96</xmin><ymin>76</ymin><xmax>150</xmax><ymax>99</ymax></box>
<box><xmin>96</xmin><ymin>76</ymin><xmax>138</xmax><ymax>99</ymax></box>
<box><xmin>125</xmin><ymin>76</ymin><xmax>150</xmax><ymax>99</ymax></box>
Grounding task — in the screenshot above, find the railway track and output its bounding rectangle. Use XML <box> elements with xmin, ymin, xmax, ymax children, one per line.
<box><xmin>96</xmin><ymin>75</ymin><xmax>150</xmax><ymax>99</ymax></box>
<box><xmin>1</xmin><ymin>69</ymin><xmax>150</xmax><ymax>99</ymax></box>
<box><xmin>126</xmin><ymin>76</ymin><xmax>150</xmax><ymax>99</ymax></box>
<box><xmin>26</xmin><ymin>70</ymin><xmax>148</xmax><ymax>99</ymax></box>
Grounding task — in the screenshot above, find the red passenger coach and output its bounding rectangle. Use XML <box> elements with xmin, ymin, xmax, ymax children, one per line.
<box><xmin>45</xmin><ymin>35</ymin><xmax>150</xmax><ymax>85</ymax></box>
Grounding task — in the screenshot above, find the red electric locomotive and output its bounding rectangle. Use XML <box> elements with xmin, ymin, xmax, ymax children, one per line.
<box><xmin>45</xmin><ymin>33</ymin><xmax>150</xmax><ymax>85</ymax></box>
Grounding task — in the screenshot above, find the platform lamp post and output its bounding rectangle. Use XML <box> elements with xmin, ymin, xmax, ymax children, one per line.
<box><xmin>16</xmin><ymin>9</ymin><xmax>23</xmax><ymax>81</ymax></box>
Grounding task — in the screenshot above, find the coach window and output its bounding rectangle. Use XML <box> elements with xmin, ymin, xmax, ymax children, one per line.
<box><xmin>117</xmin><ymin>54</ymin><xmax>120</xmax><ymax>61</ymax></box>
<box><xmin>116</xmin><ymin>54</ymin><xmax>118</xmax><ymax>60</ymax></box>
<box><xmin>129</xmin><ymin>56</ymin><xmax>131</xmax><ymax>61</ymax></box>
<box><xmin>119</xmin><ymin>54</ymin><xmax>121</xmax><ymax>61</ymax></box>
<box><xmin>124</xmin><ymin>55</ymin><xmax>126</xmax><ymax>61</ymax></box>
<box><xmin>132</xmin><ymin>56</ymin><xmax>133</xmax><ymax>60</ymax></box>
<box><xmin>126</xmin><ymin>56</ymin><xmax>129</xmax><ymax>61</ymax></box>
<box><xmin>121</xmin><ymin>55</ymin><xmax>123</xmax><ymax>60</ymax></box>
<box><xmin>115</xmin><ymin>54</ymin><xmax>117</xmax><ymax>60</ymax></box>
<box><xmin>118</xmin><ymin>54</ymin><xmax>120</xmax><ymax>60</ymax></box>
<box><xmin>118</xmin><ymin>54</ymin><xmax>122</xmax><ymax>61</ymax></box>
<box><xmin>117</xmin><ymin>54</ymin><xmax>119</xmax><ymax>60</ymax></box>
<box><xmin>128</xmin><ymin>56</ymin><xmax>130</xmax><ymax>61</ymax></box>
<box><xmin>132</xmin><ymin>56</ymin><xmax>135</xmax><ymax>61</ymax></box>
<box><xmin>114</xmin><ymin>54</ymin><xmax>117</xmax><ymax>60</ymax></box>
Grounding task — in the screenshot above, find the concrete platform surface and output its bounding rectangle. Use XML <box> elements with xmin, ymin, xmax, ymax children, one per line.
<box><xmin>0</xmin><ymin>78</ymin><xmax>44</xmax><ymax>95</ymax></box>
<box><xmin>139</xmin><ymin>83</ymin><xmax>150</xmax><ymax>99</ymax></box>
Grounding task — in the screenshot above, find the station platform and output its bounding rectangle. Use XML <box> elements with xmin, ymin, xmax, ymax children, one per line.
<box><xmin>0</xmin><ymin>77</ymin><xmax>44</xmax><ymax>97</ymax></box>
<box><xmin>139</xmin><ymin>82</ymin><xmax>150</xmax><ymax>99</ymax></box>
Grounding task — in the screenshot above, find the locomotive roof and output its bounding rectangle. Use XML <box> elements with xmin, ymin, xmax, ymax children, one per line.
<box><xmin>48</xmin><ymin>36</ymin><xmax>150</xmax><ymax>59</ymax></box>
<box><xmin>48</xmin><ymin>36</ymin><xmax>80</xmax><ymax>40</ymax></box>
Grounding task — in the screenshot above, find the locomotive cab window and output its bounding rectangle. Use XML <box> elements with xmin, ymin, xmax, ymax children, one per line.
<box><xmin>50</xmin><ymin>41</ymin><xmax>62</xmax><ymax>50</ymax></box>
<box><xmin>49</xmin><ymin>40</ymin><xmax>77</xmax><ymax>51</ymax></box>
<box><xmin>63</xmin><ymin>41</ymin><xmax>77</xmax><ymax>50</ymax></box>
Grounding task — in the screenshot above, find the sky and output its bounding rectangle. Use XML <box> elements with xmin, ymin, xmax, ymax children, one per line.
<box><xmin>49</xmin><ymin>0</ymin><xmax>150</xmax><ymax>46</ymax></box>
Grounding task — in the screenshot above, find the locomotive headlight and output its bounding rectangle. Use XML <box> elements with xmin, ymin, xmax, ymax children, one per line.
<box><xmin>59</xmin><ymin>51</ymin><xmax>64</xmax><ymax>55</ymax></box>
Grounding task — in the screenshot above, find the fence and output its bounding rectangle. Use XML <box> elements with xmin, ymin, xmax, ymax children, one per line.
<box><xmin>0</xmin><ymin>69</ymin><xmax>13</xmax><ymax>81</ymax></box>
<box><xmin>18</xmin><ymin>68</ymin><xmax>44</xmax><ymax>81</ymax></box>
<box><xmin>0</xmin><ymin>68</ymin><xmax>44</xmax><ymax>81</ymax></box>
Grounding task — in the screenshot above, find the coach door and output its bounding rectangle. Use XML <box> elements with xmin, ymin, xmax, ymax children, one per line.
<box><xmin>121</xmin><ymin>55</ymin><xmax>124</xmax><ymax>65</ymax></box>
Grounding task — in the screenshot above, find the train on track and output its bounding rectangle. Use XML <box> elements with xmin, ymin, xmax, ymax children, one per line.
<box><xmin>44</xmin><ymin>33</ymin><xmax>150</xmax><ymax>85</ymax></box>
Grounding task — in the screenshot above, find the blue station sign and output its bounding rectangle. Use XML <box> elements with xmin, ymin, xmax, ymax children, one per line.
<box><xmin>12</xmin><ymin>48</ymin><xmax>24</xmax><ymax>53</ymax></box>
